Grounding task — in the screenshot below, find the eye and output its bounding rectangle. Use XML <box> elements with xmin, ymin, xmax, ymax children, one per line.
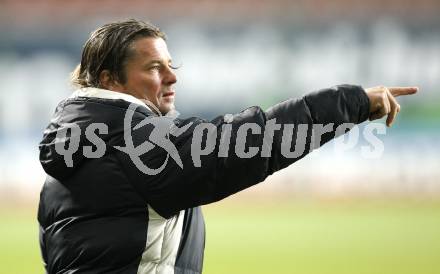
<box><xmin>169</xmin><ymin>64</ymin><xmax>181</xmax><ymax>70</ymax></box>
<box><xmin>149</xmin><ymin>65</ymin><xmax>161</xmax><ymax>71</ymax></box>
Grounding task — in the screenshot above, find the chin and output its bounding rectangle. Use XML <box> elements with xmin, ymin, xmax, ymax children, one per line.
<box><xmin>160</xmin><ymin>104</ymin><xmax>175</xmax><ymax>115</ymax></box>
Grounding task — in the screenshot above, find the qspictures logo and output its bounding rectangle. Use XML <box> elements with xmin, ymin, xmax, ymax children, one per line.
<box><xmin>114</xmin><ymin>104</ymin><xmax>193</xmax><ymax>175</ymax></box>
<box><xmin>54</xmin><ymin>103</ymin><xmax>387</xmax><ymax>175</ymax></box>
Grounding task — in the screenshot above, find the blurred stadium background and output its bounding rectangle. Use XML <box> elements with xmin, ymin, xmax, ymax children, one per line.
<box><xmin>0</xmin><ymin>0</ymin><xmax>439</xmax><ymax>273</ymax></box>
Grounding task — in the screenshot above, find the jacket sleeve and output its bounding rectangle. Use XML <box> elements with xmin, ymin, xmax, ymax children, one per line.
<box><xmin>115</xmin><ymin>84</ymin><xmax>370</xmax><ymax>218</ymax></box>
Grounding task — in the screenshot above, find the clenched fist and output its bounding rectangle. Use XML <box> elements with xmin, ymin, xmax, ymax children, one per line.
<box><xmin>365</xmin><ymin>86</ymin><xmax>418</xmax><ymax>127</ymax></box>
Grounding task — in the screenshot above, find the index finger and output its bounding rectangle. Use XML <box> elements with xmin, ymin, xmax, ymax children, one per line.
<box><xmin>388</xmin><ymin>86</ymin><xmax>419</xmax><ymax>97</ymax></box>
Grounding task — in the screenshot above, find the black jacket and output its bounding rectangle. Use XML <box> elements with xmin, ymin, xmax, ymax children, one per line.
<box><xmin>38</xmin><ymin>85</ymin><xmax>369</xmax><ymax>273</ymax></box>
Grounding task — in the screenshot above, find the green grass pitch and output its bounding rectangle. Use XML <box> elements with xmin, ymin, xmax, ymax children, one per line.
<box><xmin>1</xmin><ymin>198</ymin><xmax>439</xmax><ymax>274</ymax></box>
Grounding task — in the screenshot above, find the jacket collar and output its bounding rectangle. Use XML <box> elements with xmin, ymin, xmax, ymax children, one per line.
<box><xmin>70</xmin><ymin>87</ymin><xmax>156</xmax><ymax>113</ymax></box>
<box><xmin>69</xmin><ymin>87</ymin><xmax>181</xmax><ymax>117</ymax></box>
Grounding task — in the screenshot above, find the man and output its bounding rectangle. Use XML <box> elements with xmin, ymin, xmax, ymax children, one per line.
<box><xmin>38</xmin><ymin>19</ymin><xmax>417</xmax><ymax>274</ymax></box>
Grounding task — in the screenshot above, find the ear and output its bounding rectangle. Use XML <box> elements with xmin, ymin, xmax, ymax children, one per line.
<box><xmin>99</xmin><ymin>70</ymin><xmax>119</xmax><ymax>91</ymax></box>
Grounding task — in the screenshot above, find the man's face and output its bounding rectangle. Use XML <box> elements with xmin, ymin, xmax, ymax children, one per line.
<box><xmin>115</xmin><ymin>37</ymin><xmax>177</xmax><ymax>114</ymax></box>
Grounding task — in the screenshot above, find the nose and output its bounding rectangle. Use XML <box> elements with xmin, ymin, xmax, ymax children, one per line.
<box><xmin>164</xmin><ymin>66</ymin><xmax>177</xmax><ymax>85</ymax></box>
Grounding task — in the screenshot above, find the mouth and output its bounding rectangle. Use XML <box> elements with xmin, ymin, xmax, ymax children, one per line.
<box><xmin>162</xmin><ymin>91</ymin><xmax>175</xmax><ymax>97</ymax></box>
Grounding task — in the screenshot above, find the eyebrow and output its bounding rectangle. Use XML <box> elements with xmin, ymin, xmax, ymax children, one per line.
<box><xmin>146</xmin><ymin>59</ymin><xmax>173</xmax><ymax>66</ymax></box>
